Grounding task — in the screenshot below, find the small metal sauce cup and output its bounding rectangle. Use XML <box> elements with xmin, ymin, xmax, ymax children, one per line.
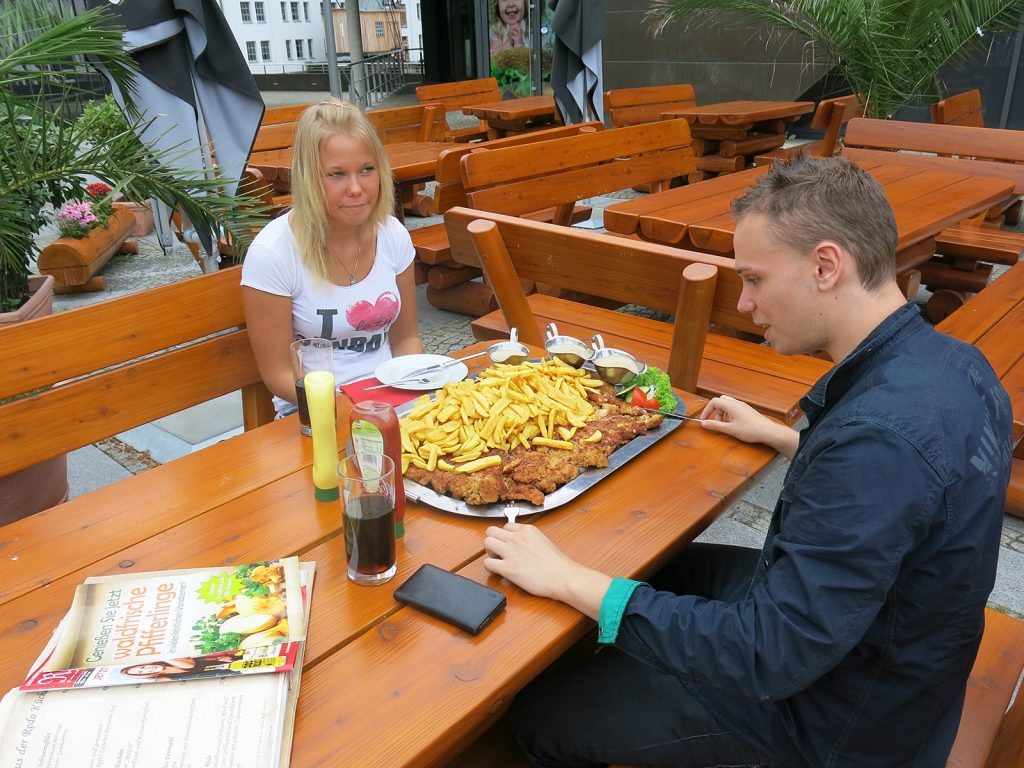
<box><xmin>487</xmin><ymin>340</ymin><xmax>530</xmax><ymax>366</ymax></box>
<box><xmin>590</xmin><ymin>334</ymin><xmax>647</xmax><ymax>386</ymax></box>
<box><xmin>544</xmin><ymin>322</ymin><xmax>594</xmax><ymax>368</ymax></box>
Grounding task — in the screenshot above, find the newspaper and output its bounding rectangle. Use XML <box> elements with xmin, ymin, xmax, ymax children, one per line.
<box><xmin>0</xmin><ymin>560</ymin><xmax>314</xmax><ymax>768</ymax></box>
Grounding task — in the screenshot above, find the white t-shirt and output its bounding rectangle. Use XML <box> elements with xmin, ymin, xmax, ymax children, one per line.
<box><xmin>241</xmin><ymin>213</ymin><xmax>416</xmax><ymax>414</ymax></box>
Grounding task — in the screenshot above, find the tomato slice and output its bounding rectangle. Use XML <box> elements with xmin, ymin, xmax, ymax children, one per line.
<box><xmin>630</xmin><ymin>388</ymin><xmax>660</xmax><ymax>410</ymax></box>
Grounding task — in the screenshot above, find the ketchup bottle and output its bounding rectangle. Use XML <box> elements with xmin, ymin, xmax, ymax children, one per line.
<box><xmin>349</xmin><ymin>401</ymin><xmax>405</xmax><ymax>537</ymax></box>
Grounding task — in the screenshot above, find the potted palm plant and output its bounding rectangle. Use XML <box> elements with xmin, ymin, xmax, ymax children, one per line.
<box><xmin>0</xmin><ymin>0</ymin><xmax>269</xmax><ymax>523</ymax></box>
<box><xmin>646</xmin><ymin>0</ymin><xmax>1024</xmax><ymax>119</ymax></box>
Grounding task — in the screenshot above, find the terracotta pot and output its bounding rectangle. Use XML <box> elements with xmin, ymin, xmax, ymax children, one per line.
<box><xmin>37</xmin><ymin>205</ymin><xmax>135</xmax><ymax>291</ymax></box>
<box><xmin>0</xmin><ymin>275</ymin><xmax>69</xmax><ymax>525</ymax></box>
<box><xmin>114</xmin><ymin>199</ymin><xmax>155</xmax><ymax>236</ymax></box>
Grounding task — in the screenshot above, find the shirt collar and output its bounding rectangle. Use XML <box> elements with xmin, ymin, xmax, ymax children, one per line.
<box><xmin>800</xmin><ymin>302</ymin><xmax>922</xmax><ymax>423</ymax></box>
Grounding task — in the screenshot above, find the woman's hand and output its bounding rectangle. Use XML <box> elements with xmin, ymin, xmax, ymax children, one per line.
<box><xmin>483</xmin><ymin>524</ymin><xmax>611</xmax><ymax>619</ymax></box>
<box><xmin>700</xmin><ymin>395</ymin><xmax>799</xmax><ymax>458</ymax></box>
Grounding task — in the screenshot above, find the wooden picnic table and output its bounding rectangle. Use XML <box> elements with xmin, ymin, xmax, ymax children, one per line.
<box><xmin>248</xmin><ymin>140</ymin><xmax>450</xmax><ymax>221</ymax></box>
<box><xmin>603</xmin><ymin>159</ymin><xmax>1016</xmax><ymax>274</ymax></box>
<box><xmin>461</xmin><ymin>95</ymin><xmax>561</xmax><ymax>138</ymax></box>
<box><xmin>0</xmin><ymin>339</ymin><xmax>776</xmax><ymax>767</ymax></box>
<box><xmin>661</xmin><ymin>99</ymin><xmax>815</xmax><ymax>180</ymax></box>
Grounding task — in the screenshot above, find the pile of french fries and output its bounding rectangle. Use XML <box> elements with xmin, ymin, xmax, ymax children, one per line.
<box><xmin>400</xmin><ymin>360</ymin><xmax>606</xmax><ymax>474</ymax></box>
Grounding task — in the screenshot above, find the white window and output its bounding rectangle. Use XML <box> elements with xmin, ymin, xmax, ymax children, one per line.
<box><xmin>290</xmin><ymin>1</ymin><xmax>299</xmax><ymax>21</ymax></box>
<box><xmin>416</xmin><ymin>3</ymin><xmax>420</xmax><ymax>20</ymax></box>
<box><xmin>254</xmin><ymin>1</ymin><xmax>265</xmax><ymax>22</ymax></box>
<box><xmin>375</xmin><ymin>20</ymin><xmax>384</xmax><ymax>37</ymax></box>
<box><xmin>286</xmin><ymin>39</ymin><xmax>293</xmax><ymax>59</ymax></box>
<box><xmin>295</xmin><ymin>38</ymin><xmax>304</xmax><ymax>59</ymax></box>
<box><xmin>280</xmin><ymin>1</ymin><xmax>287</xmax><ymax>21</ymax></box>
<box><xmin>260</xmin><ymin>40</ymin><xmax>271</xmax><ymax>61</ymax></box>
<box><xmin>245</xmin><ymin>41</ymin><xmax>257</xmax><ymax>62</ymax></box>
<box><xmin>239</xmin><ymin>2</ymin><xmax>251</xmax><ymax>22</ymax></box>
<box><xmin>303</xmin><ymin>2</ymin><xmax>309</xmax><ymax>22</ymax></box>
<box><xmin>307</xmin><ymin>38</ymin><xmax>313</xmax><ymax>57</ymax></box>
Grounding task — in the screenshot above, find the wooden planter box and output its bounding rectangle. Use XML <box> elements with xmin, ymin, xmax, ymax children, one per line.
<box><xmin>37</xmin><ymin>204</ymin><xmax>135</xmax><ymax>293</ymax></box>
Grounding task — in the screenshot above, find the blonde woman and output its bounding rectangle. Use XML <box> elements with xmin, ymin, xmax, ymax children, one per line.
<box><xmin>242</xmin><ymin>99</ymin><xmax>423</xmax><ymax>417</ymax></box>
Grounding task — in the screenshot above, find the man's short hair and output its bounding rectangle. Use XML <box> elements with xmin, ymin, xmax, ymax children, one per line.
<box><xmin>731</xmin><ymin>154</ymin><xmax>898</xmax><ymax>291</ymax></box>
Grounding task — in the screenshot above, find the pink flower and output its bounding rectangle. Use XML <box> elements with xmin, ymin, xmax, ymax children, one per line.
<box><xmin>55</xmin><ymin>200</ymin><xmax>106</xmax><ymax>238</ymax></box>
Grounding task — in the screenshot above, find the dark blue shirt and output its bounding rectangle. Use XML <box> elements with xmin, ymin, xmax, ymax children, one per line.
<box><xmin>607</xmin><ymin>303</ymin><xmax>1013</xmax><ymax>767</ymax></box>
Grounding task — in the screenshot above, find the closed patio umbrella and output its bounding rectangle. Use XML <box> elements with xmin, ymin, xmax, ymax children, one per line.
<box><xmin>86</xmin><ymin>0</ymin><xmax>264</xmax><ymax>270</ymax></box>
<box><xmin>549</xmin><ymin>0</ymin><xmax>606</xmax><ymax>124</ymax></box>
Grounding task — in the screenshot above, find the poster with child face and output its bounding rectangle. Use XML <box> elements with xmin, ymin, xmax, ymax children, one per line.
<box><xmin>490</xmin><ymin>0</ymin><xmax>528</xmax><ymax>53</ymax></box>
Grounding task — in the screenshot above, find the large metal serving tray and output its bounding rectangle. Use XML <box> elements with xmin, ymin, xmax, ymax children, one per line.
<box><xmin>397</xmin><ymin>393</ymin><xmax>687</xmax><ymax>519</ymax></box>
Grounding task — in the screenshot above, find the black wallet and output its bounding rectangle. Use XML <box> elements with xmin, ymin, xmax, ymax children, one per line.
<box><xmin>394</xmin><ymin>564</ymin><xmax>507</xmax><ymax>635</ymax></box>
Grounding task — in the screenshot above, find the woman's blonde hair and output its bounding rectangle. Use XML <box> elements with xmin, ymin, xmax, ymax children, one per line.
<box><xmin>290</xmin><ymin>98</ymin><xmax>394</xmax><ymax>284</ymax></box>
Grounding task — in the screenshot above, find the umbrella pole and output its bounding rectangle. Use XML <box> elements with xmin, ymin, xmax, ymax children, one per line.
<box><xmin>192</xmin><ymin>89</ymin><xmax>221</xmax><ymax>274</ymax></box>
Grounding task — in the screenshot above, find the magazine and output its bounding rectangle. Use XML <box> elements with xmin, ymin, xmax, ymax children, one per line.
<box><xmin>20</xmin><ymin>557</ymin><xmax>308</xmax><ymax>692</ymax></box>
<box><xmin>0</xmin><ymin>559</ymin><xmax>314</xmax><ymax>768</ymax></box>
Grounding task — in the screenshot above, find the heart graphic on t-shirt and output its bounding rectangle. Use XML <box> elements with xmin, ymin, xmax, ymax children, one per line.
<box><xmin>346</xmin><ymin>291</ymin><xmax>400</xmax><ymax>332</ymax></box>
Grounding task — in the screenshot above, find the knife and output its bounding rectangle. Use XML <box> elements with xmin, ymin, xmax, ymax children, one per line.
<box><xmin>639</xmin><ymin>407</ymin><xmax>703</xmax><ymax>423</ymax></box>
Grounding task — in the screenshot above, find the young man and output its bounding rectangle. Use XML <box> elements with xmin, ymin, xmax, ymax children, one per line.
<box><xmin>483</xmin><ymin>155</ymin><xmax>1013</xmax><ymax>767</ymax></box>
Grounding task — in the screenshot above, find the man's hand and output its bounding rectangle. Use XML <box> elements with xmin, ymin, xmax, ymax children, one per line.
<box><xmin>483</xmin><ymin>524</ymin><xmax>611</xmax><ymax>619</ymax></box>
<box><xmin>700</xmin><ymin>395</ymin><xmax>800</xmax><ymax>458</ymax></box>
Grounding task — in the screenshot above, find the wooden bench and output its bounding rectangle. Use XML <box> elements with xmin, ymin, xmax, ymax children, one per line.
<box><xmin>937</xmin><ymin>259</ymin><xmax>1024</xmax><ymax>519</ymax></box>
<box><xmin>756</xmin><ymin>93</ymin><xmax>864</xmax><ymax>164</ymax></box>
<box><xmin>460</xmin><ymin>119</ymin><xmax>695</xmax><ymax>222</ymax></box>
<box><xmin>410</xmin><ymin>122</ymin><xmax>603</xmax><ymax>313</ymax></box>
<box><xmin>842</xmin><ymin>117</ymin><xmax>1024</xmax><ymax>316</ymax></box>
<box><xmin>416</xmin><ymin>78</ymin><xmax>501</xmax><ymax>143</ymax></box>
<box><xmin>0</xmin><ymin>266</ymin><xmax>275</xmax><ymax>522</ymax></box>
<box><xmin>253</xmin><ymin>103</ymin><xmax>447</xmax><ymax>151</ymax></box>
<box><xmin>443</xmin><ymin>119</ymin><xmax>698</xmax><ymax>315</ymax></box>
<box><xmin>603</xmin><ymin>83</ymin><xmax>705</xmax><ymax>187</ymax></box>
<box><xmin>417</xmin><ymin>119</ymin><xmax>692</xmax><ymax>316</ymax></box>
<box><xmin>932</xmin><ymin>89</ymin><xmax>985</xmax><ymax>128</ymax></box>
<box><xmin>260</xmin><ymin>103</ymin><xmax>312</xmax><ymax>127</ymax></box>
<box><xmin>604</xmin><ymin>83</ymin><xmax>698</xmax><ymax>127</ymax></box>
<box><xmin>444</xmin><ymin>207</ymin><xmax>831</xmax><ymax>425</ymax></box>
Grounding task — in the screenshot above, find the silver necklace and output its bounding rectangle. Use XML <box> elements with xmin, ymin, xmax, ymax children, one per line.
<box><xmin>337</xmin><ymin>235</ymin><xmax>361</xmax><ymax>286</ymax></box>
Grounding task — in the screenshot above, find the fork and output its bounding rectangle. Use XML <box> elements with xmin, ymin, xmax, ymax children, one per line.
<box><xmin>504</xmin><ymin>505</ymin><xmax>519</xmax><ymax>526</ymax></box>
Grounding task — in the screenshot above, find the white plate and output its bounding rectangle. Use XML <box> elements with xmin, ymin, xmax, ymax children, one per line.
<box><xmin>374</xmin><ymin>354</ymin><xmax>469</xmax><ymax>391</ymax></box>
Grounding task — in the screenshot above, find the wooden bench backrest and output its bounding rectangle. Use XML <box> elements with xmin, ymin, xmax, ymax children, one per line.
<box><xmin>366</xmin><ymin>103</ymin><xmax>447</xmax><ymax>144</ymax></box>
<box><xmin>416</xmin><ymin>78</ymin><xmax>501</xmax><ymax>111</ymax></box>
<box><xmin>931</xmin><ymin>88</ymin><xmax>984</xmax><ymax>127</ymax></box>
<box><xmin>445</xmin><ymin>207</ymin><xmax>759</xmax><ymax>335</ymax></box>
<box><xmin>461</xmin><ymin>119</ymin><xmax>696</xmax><ymax>221</ymax></box>
<box><xmin>445</xmin><ymin>207</ymin><xmax>756</xmax><ymax>392</ymax></box>
<box><xmin>253</xmin><ymin>122</ymin><xmax>297</xmax><ymax>153</ymax></box>
<box><xmin>253</xmin><ymin>103</ymin><xmax>447</xmax><ymax>152</ymax></box>
<box><xmin>604</xmin><ymin>84</ymin><xmax>698</xmax><ymax>127</ymax></box>
<box><xmin>842</xmin><ymin>118</ymin><xmax>1024</xmax><ymax>195</ymax></box>
<box><xmin>810</xmin><ymin>94</ymin><xmax>864</xmax><ymax>156</ymax></box>
<box><xmin>416</xmin><ymin>78</ymin><xmax>501</xmax><ymax>142</ymax></box>
<box><xmin>261</xmin><ymin>103</ymin><xmax>312</xmax><ymax>127</ymax></box>
<box><xmin>432</xmin><ymin>121</ymin><xmax>603</xmax><ymax>212</ymax></box>
<box><xmin>0</xmin><ymin>267</ymin><xmax>274</xmax><ymax>478</ymax></box>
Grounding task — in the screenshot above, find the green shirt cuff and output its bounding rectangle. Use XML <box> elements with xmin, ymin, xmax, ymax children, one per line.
<box><xmin>598</xmin><ymin>577</ymin><xmax>643</xmax><ymax>644</ymax></box>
